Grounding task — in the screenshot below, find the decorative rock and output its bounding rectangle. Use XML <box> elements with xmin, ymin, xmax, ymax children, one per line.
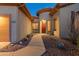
<box><xmin>56</xmin><ymin>41</ymin><xmax>64</xmax><ymax>49</ymax></box>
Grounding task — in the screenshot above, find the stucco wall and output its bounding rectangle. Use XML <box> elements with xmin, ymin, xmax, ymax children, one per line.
<box><xmin>0</xmin><ymin>6</ymin><xmax>18</xmax><ymax>42</ymax></box>
<box><xmin>52</xmin><ymin>12</ymin><xmax>61</xmax><ymax>37</ymax></box>
<box><xmin>17</xmin><ymin>10</ymin><xmax>32</xmax><ymax>41</ymax></box>
<box><xmin>59</xmin><ymin>4</ymin><xmax>79</xmax><ymax>38</ymax></box>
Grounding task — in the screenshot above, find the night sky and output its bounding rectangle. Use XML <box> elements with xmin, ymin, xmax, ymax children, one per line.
<box><xmin>25</xmin><ymin>3</ymin><xmax>57</xmax><ymax>16</ymax></box>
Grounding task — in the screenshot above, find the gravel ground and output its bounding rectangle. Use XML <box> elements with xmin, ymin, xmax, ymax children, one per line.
<box><xmin>42</xmin><ymin>35</ymin><xmax>79</xmax><ymax>56</ymax></box>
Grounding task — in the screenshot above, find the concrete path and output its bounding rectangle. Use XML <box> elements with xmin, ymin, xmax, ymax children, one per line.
<box><xmin>0</xmin><ymin>34</ymin><xmax>45</xmax><ymax>56</ymax></box>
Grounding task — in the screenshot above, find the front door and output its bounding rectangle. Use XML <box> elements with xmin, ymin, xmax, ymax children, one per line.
<box><xmin>41</xmin><ymin>20</ymin><xmax>46</xmax><ymax>33</ymax></box>
<box><xmin>0</xmin><ymin>16</ymin><xmax>10</xmax><ymax>42</ymax></box>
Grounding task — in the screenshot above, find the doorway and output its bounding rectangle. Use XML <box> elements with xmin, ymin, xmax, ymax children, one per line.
<box><xmin>41</xmin><ymin>20</ymin><xmax>46</xmax><ymax>33</ymax></box>
<box><xmin>40</xmin><ymin>20</ymin><xmax>46</xmax><ymax>33</ymax></box>
<box><xmin>0</xmin><ymin>16</ymin><xmax>10</xmax><ymax>42</ymax></box>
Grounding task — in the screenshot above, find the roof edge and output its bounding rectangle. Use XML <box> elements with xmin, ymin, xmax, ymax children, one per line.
<box><xmin>0</xmin><ymin>3</ymin><xmax>32</xmax><ymax>20</ymax></box>
<box><xmin>37</xmin><ymin>8</ymin><xmax>52</xmax><ymax>15</ymax></box>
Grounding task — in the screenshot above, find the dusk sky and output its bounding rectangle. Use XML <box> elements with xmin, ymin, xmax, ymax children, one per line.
<box><xmin>25</xmin><ymin>3</ymin><xmax>57</xmax><ymax>16</ymax></box>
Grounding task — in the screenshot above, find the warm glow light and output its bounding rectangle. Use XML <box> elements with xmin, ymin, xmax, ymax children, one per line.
<box><xmin>0</xmin><ymin>16</ymin><xmax>4</xmax><ymax>19</ymax></box>
<box><xmin>42</xmin><ymin>19</ymin><xmax>46</xmax><ymax>24</ymax></box>
<box><xmin>48</xmin><ymin>21</ymin><xmax>51</xmax><ymax>32</ymax></box>
<box><xmin>0</xmin><ymin>16</ymin><xmax>6</xmax><ymax>26</ymax></box>
<box><xmin>0</xmin><ymin>16</ymin><xmax>9</xmax><ymax>42</ymax></box>
<box><xmin>32</xmin><ymin>23</ymin><xmax>38</xmax><ymax>29</ymax></box>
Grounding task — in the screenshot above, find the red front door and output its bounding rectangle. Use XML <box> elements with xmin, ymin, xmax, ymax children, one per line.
<box><xmin>42</xmin><ymin>20</ymin><xmax>46</xmax><ymax>33</ymax></box>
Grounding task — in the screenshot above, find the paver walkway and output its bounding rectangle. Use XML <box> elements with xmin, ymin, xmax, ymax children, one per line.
<box><xmin>0</xmin><ymin>34</ymin><xmax>45</xmax><ymax>56</ymax></box>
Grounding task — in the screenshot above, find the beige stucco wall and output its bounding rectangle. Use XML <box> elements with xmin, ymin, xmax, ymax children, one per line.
<box><xmin>52</xmin><ymin>12</ymin><xmax>60</xmax><ymax>37</ymax></box>
<box><xmin>59</xmin><ymin>4</ymin><xmax>79</xmax><ymax>38</ymax></box>
<box><xmin>17</xmin><ymin>10</ymin><xmax>32</xmax><ymax>41</ymax></box>
<box><xmin>25</xmin><ymin>16</ymin><xmax>32</xmax><ymax>35</ymax></box>
<box><xmin>53</xmin><ymin>16</ymin><xmax>60</xmax><ymax>37</ymax></box>
<box><xmin>0</xmin><ymin>6</ymin><xmax>18</xmax><ymax>42</ymax></box>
